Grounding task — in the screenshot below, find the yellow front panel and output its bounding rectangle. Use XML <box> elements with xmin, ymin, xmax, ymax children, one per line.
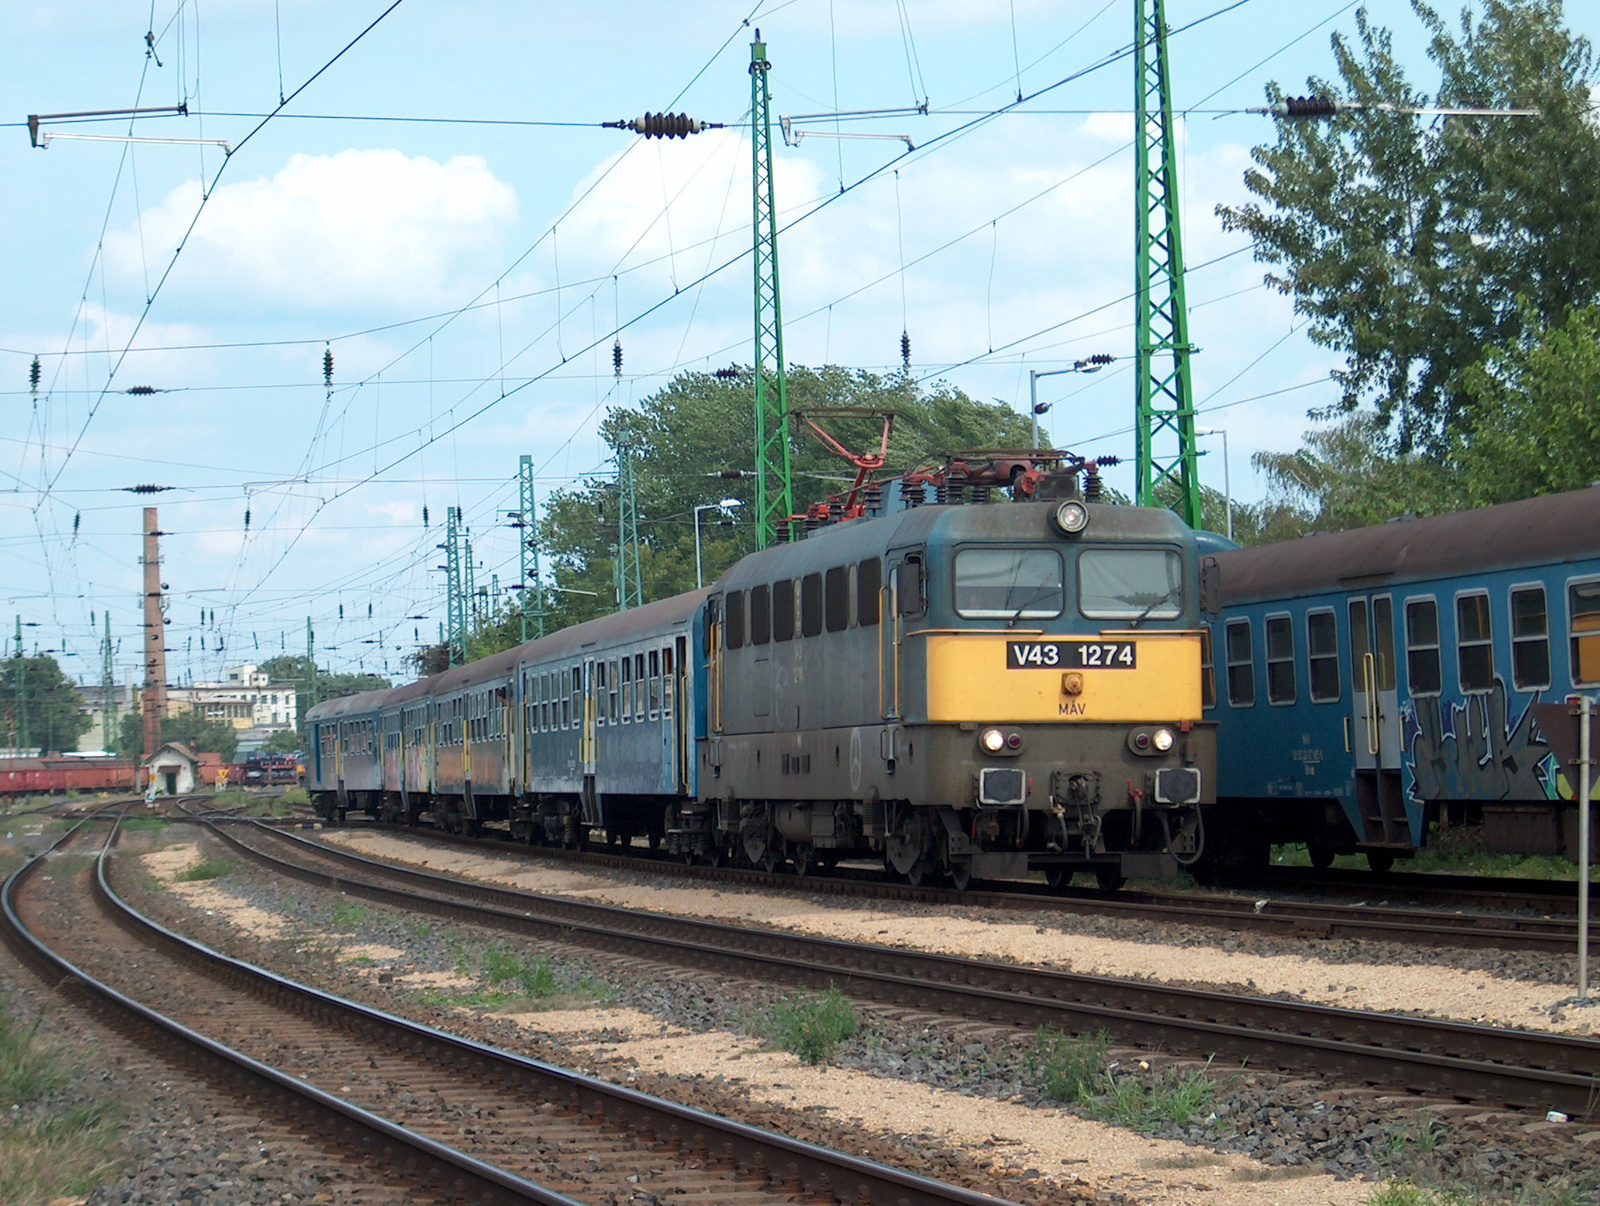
<box><xmin>923</xmin><ymin>631</ymin><xmax>1203</xmax><ymax>722</ymax></box>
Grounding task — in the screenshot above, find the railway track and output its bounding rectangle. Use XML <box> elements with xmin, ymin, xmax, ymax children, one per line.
<box><xmin>331</xmin><ymin>819</ymin><xmax>1587</xmax><ymax>955</ymax></box>
<box><xmin>219</xmin><ymin>817</ymin><xmax>1600</xmax><ymax>1118</ymax></box>
<box><xmin>3</xmin><ymin>814</ymin><xmax>1020</xmax><ymax>1206</ymax></box>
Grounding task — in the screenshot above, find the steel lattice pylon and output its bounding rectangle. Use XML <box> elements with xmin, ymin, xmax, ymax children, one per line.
<box><xmin>102</xmin><ymin>611</ymin><xmax>116</xmax><ymax>751</ymax></box>
<box><xmin>445</xmin><ymin>506</ymin><xmax>467</xmax><ymax>667</ymax></box>
<box><xmin>518</xmin><ymin>455</ymin><xmax>547</xmax><ymax>641</ymax></box>
<box><xmin>615</xmin><ymin>443</ymin><xmax>644</xmax><ymax>611</ymax></box>
<box><xmin>750</xmin><ymin>31</ymin><xmax>794</xmax><ymax>548</ymax></box>
<box><xmin>1134</xmin><ymin>0</ymin><xmax>1201</xmax><ymax>528</ymax></box>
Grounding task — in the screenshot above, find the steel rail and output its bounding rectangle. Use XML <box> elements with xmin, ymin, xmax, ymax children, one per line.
<box><xmin>226</xmin><ymin>818</ymin><xmax>1600</xmax><ymax>1119</ymax></box>
<box><xmin>337</xmin><ymin>819</ymin><xmax>1586</xmax><ymax>954</ymax></box>
<box><xmin>2</xmin><ymin>817</ymin><xmax>586</xmax><ymax>1206</ymax></box>
<box><xmin>79</xmin><ymin>816</ymin><xmax>1017</xmax><ymax>1206</ymax></box>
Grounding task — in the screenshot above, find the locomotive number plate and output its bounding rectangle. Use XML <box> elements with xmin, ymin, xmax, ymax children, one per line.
<box><xmin>1006</xmin><ymin>640</ymin><xmax>1136</xmax><ymax>669</ymax></box>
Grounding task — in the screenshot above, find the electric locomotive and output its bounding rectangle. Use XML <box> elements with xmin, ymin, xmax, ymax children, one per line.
<box><xmin>306</xmin><ymin>466</ymin><xmax>1215</xmax><ymax>888</ymax></box>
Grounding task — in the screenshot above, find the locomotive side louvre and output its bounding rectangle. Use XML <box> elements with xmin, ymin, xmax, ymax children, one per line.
<box><xmin>1207</xmin><ymin>487</ymin><xmax>1600</xmax><ymax>868</ymax></box>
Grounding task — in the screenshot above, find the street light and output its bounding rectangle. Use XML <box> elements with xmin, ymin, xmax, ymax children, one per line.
<box><xmin>695</xmin><ymin>499</ymin><xmax>743</xmax><ymax>589</ymax></box>
<box><xmin>1194</xmin><ymin>427</ymin><xmax>1232</xmax><ymax>541</ymax></box>
<box><xmin>1028</xmin><ymin>356</ymin><xmax>1114</xmax><ymax>450</ymax></box>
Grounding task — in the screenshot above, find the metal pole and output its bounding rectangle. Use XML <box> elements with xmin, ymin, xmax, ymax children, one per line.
<box><xmin>1029</xmin><ymin>370</ymin><xmax>1040</xmax><ymax>451</ymax></box>
<box><xmin>1581</xmin><ymin>695</ymin><xmax>1592</xmax><ymax>1000</ymax></box>
<box><xmin>1221</xmin><ymin>428</ymin><xmax>1232</xmax><ymax>541</ymax></box>
<box><xmin>695</xmin><ymin>507</ymin><xmax>705</xmax><ymax>589</ymax></box>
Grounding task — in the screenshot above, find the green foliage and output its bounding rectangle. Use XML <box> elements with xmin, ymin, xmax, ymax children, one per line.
<box><xmin>118</xmin><ymin>705</ymin><xmax>243</xmax><ymax>762</ymax></box>
<box><xmin>761</xmin><ymin>984</ymin><xmax>859</xmax><ymax>1065</ymax></box>
<box><xmin>117</xmin><ymin>816</ymin><xmax>170</xmax><ymax>832</ymax></box>
<box><xmin>482</xmin><ymin>947</ymin><xmax>560</xmax><ymax>996</ymax></box>
<box><xmin>1456</xmin><ymin>304</ymin><xmax>1600</xmax><ymax>505</ymax></box>
<box><xmin>1219</xmin><ymin>1</ymin><xmax>1600</xmax><ymax>455</ymax></box>
<box><xmin>173</xmin><ymin>857</ymin><xmax>235</xmax><ymax>882</ymax></box>
<box><xmin>1090</xmin><ymin>1062</ymin><xmax>1215</xmax><ymax>1133</ymax></box>
<box><xmin>257</xmin><ymin>654</ymin><xmax>390</xmax><ymax>725</ymax></box>
<box><xmin>0</xmin><ymin>998</ymin><xmax>68</xmax><ymax>1105</ymax></box>
<box><xmin>0</xmin><ymin>654</ymin><xmax>92</xmax><ymax>753</ymax></box>
<box><xmin>331</xmin><ymin>901</ymin><xmax>371</xmax><ymax>928</ymax></box>
<box><xmin>442</xmin><ymin>365</ymin><xmax>1035</xmax><ymax>662</ymax></box>
<box><xmin>259</xmin><ymin>727</ymin><xmax>303</xmax><ymax>755</ymax></box>
<box><xmin>1033</xmin><ymin>1026</ymin><xmax>1110</xmax><ymax>1104</ymax></box>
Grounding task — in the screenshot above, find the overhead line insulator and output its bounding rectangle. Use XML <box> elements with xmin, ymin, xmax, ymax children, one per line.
<box><xmin>323</xmin><ymin>346</ymin><xmax>334</xmax><ymax>387</ymax></box>
<box><xmin>613</xmin><ymin>340</ymin><xmax>623</xmax><ymax>377</ymax></box>
<box><xmin>607</xmin><ymin>112</ymin><xmax>722</xmax><ymax>139</ymax></box>
<box><xmin>28</xmin><ymin>356</ymin><xmax>40</xmax><ymax>395</ymax></box>
<box><xmin>1271</xmin><ymin>95</ymin><xmax>1340</xmax><ymax>120</ymax></box>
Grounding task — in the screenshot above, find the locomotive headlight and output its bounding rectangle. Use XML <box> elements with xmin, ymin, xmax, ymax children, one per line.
<box><xmin>979</xmin><ymin>727</ymin><xmax>1007</xmax><ymax>754</ymax></box>
<box><xmin>1053</xmin><ymin>499</ymin><xmax>1090</xmax><ymax>535</ymax></box>
<box><xmin>1152</xmin><ymin>727</ymin><xmax>1175</xmax><ymax>752</ymax></box>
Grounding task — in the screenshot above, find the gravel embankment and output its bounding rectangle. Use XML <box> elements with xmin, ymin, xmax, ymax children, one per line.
<box><xmin>124</xmin><ymin>827</ymin><xmax>1600</xmax><ymax>1206</ymax></box>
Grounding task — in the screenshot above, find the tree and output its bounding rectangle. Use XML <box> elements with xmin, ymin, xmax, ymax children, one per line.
<box><xmin>1219</xmin><ymin>1</ymin><xmax>1600</xmax><ymax>455</ymax></box>
<box><xmin>257</xmin><ymin>654</ymin><xmax>389</xmax><ymax>729</ymax></box>
<box><xmin>1455</xmin><ymin>303</ymin><xmax>1600</xmax><ymax>504</ymax></box>
<box><xmin>433</xmin><ymin>364</ymin><xmax>1038</xmax><ymax>662</ymax></box>
<box><xmin>0</xmin><ymin>656</ymin><xmax>92</xmax><ymax>753</ymax></box>
<box><xmin>117</xmin><ymin>706</ymin><xmax>241</xmax><ymax>762</ymax></box>
<box><xmin>260</xmin><ymin>728</ymin><xmax>303</xmax><ymax>755</ymax></box>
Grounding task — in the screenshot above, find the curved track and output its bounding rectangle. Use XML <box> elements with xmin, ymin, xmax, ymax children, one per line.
<box><xmin>223</xmin><ymin>817</ymin><xmax>1600</xmax><ymax>1118</ymax></box>
<box><xmin>336</xmin><ymin>819</ymin><xmax>1589</xmax><ymax>955</ymax></box>
<box><xmin>4</xmin><ymin>813</ymin><xmax>1018</xmax><ymax>1206</ymax></box>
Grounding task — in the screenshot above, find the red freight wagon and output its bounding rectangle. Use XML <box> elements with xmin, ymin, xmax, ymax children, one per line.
<box><xmin>0</xmin><ymin>757</ymin><xmax>137</xmax><ymax>797</ymax></box>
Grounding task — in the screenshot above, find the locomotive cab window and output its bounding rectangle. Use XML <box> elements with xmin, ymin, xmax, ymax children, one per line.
<box><xmin>1570</xmin><ymin>579</ymin><xmax>1600</xmax><ymax>686</ymax></box>
<box><xmin>1079</xmin><ymin>548</ymin><xmax>1181</xmax><ymax>621</ymax></box>
<box><xmin>1265</xmin><ymin>614</ymin><xmax>1296</xmax><ymax>705</ymax></box>
<box><xmin>725</xmin><ymin>591</ymin><xmax>745</xmax><ymax>650</ymax></box>
<box><xmin>749</xmin><ymin>585</ymin><xmax>771</xmax><ymax>646</ymax></box>
<box><xmin>1224</xmin><ymin>618</ymin><xmax>1255</xmax><ymax>707</ymax></box>
<box><xmin>1307</xmin><ymin>609</ymin><xmax>1341</xmax><ymax>702</ymax></box>
<box><xmin>1510</xmin><ymin>585</ymin><xmax>1550</xmax><ymax>691</ymax></box>
<box><xmin>1456</xmin><ymin>592</ymin><xmax>1494</xmax><ymax>693</ymax></box>
<box><xmin>954</xmin><ymin>548</ymin><xmax>1063</xmax><ymax>619</ymax></box>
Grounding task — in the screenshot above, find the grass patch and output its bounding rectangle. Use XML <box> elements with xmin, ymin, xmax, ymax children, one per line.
<box><xmin>118</xmin><ymin>816</ymin><xmax>170</xmax><ymax>832</ymax></box>
<box><xmin>1274</xmin><ymin>825</ymin><xmax>1600</xmax><ymax>882</ymax></box>
<box><xmin>1033</xmin><ymin>1026</ymin><xmax>1109</xmax><ymax>1104</ymax></box>
<box><xmin>275</xmin><ymin>786</ymin><xmax>311</xmax><ymax>806</ymax></box>
<box><xmin>1365</xmin><ymin>1185</ymin><xmax>1460</xmax><ymax>1206</ymax></box>
<box><xmin>759</xmin><ymin>985</ymin><xmax>859</xmax><ymax>1065</ymax></box>
<box><xmin>173</xmin><ymin>857</ymin><xmax>235</xmax><ymax>882</ymax></box>
<box><xmin>1090</xmin><ymin>1062</ymin><xmax>1215</xmax><ymax>1132</ymax></box>
<box><xmin>331</xmin><ymin>901</ymin><xmax>371</xmax><ymax>928</ymax></box>
<box><xmin>0</xmin><ymin>996</ymin><xmax>124</xmax><ymax>1202</ymax></box>
<box><xmin>420</xmin><ymin>944</ymin><xmax>613</xmax><ymax>1012</ymax></box>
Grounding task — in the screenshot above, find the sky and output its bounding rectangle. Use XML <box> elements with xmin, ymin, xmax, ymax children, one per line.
<box><xmin>2</xmin><ymin>0</ymin><xmax>1596</xmax><ymax>693</ymax></box>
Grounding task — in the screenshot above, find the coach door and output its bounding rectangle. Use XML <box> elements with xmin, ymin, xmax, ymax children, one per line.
<box><xmin>1348</xmin><ymin>596</ymin><xmax>1407</xmax><ymax>846</ymax></box>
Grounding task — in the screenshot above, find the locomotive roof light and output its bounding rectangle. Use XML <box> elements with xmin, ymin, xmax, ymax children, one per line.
<box><xmin>979</xmin><ymin>727</ymin><xmax>1006</xmax><ymax>754</ymax></box>
<box><xmin>1053</xmin><ymin>499</ymin><xmax>1089</xmax><ymax>536</ymax></box>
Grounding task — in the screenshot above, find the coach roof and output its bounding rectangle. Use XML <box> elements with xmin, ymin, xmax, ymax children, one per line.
<box><xmin>1215</xmin><ymin>487</ymin><xmax>1600</xmax><ymax>606</ymax></box>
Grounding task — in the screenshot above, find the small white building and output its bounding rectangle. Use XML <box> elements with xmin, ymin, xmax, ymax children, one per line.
<box><xmin>144</xmin><ymin>742</ymin><xmax>200</xmax><ymax>795</ymax></box>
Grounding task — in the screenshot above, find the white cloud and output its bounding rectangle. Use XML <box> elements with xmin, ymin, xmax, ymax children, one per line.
<box><xmin>105</xmin><ymin>149</ymin><xmax>518</xmax><ymax>312</ymax></box>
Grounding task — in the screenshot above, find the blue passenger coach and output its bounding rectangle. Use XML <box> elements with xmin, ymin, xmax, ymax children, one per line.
<box><xmin>1208</xmin><ymin>488</ymin><xmax>1600</xmax><ymax>870</ymax></box>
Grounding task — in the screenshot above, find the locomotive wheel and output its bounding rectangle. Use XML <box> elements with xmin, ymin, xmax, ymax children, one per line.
<box><xmin>1366</xmin><ymin>850</ymin><xmax>1396</xmax><ymax>874</ymax></box>
<box><xmin>760</xmin><ymin>848</ymin><xmax>782</xmax><ymax>874</ymax></box>
<box><xmin>790</xmin><ymin>845</ymin><xmax>812</xmax><ymax>877</ymax></box>
<box><xmin>949</xmin><ymin>861</ymin><xmax>972</xmax><ymax>891</ymax></box>
<box><xmin>1308</xmin><ymin>842</ymin><xmax>1335</xmax><ymax>870</ymax></box>
<box><xmin>1095</xmin><ymin>866</ymin><xmax>1127</xmax><ymax>892</ymax></box>
<box><xmin>1045</xmin><ymin>865</ymin><xmax>1073</xmax><ymax>891</ymax></box>
<box><xmin>885</xmin><ymin>811</ymin><xmax>929</xmax><ymax>879</ymax></box>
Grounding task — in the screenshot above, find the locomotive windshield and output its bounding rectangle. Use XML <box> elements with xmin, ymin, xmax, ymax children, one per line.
<box><xmin>1078</xmin><ymin>548</ymin><xmax>1183</xmax><ymax>620</ymax></box>
<box><xmin>953</xmin><ymin>548</ymin><xmax>1064</xmax><ymax>619</ymax></box>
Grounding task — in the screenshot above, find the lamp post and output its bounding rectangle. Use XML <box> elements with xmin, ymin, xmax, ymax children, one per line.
<box><xmin>695</xmin><ymin>499</ymin><xmax>744</xmax><ymax>589</ymax></box>
<box><xmin>1027</xmin><ymin>355</ymin><xmax>1114</xmax><ymax>450</ymax></box>
<box><xmin>1194</xmin><ymin>426</ymin><xmax>1232</xmax><ymax>540</ymax></box>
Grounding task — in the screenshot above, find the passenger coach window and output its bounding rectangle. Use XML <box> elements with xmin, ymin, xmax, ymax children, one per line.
<box><xmin>609</xmin><ymin>658</ymin><xmax>620</xmax><ymax>723</ymax></box>
<box><xmin>1456</xmin><ymin>592</ymin><xmax>1493</xmax><ymax>693</ymax></box>
<box><xmin>1405</xmin><ymin>599</ymin><xmax>1442</xmax><ymax>696</ymax></box>
<box><xmin>648</xmin><ymin>650</ymin><xmax>662</xmax><ymax>717</ymax></box>
<box><xmin>749</xmin><ymin>585</ymin><xmax>771</xmax><ymax>646</ymax></box>
<box><xmin>663</xmin><ymin>648</ymin><xmax>674</xmax><ymax>719</ymax></box>
<box><xmin>635</xmin><ymin>653</ymin><xmax>647</xmax><ymax>720</ymax></box>
<box><xmin>620</xmin><ymin>658</ymin><xmax>631</xmax><ymax>724</ymax></box>
<box><xmin>1224</xmin><ymin>619</ymin><xmax>1255</xmax><ymax>707</ymax></box>
<box><xmin>857</xmin><ymin>558</ymin><xmax>881</xmax><ymax>627</ymax></box>
<box><xmin>773</xmin><ymin>579</ymin><xmax>795</xmax><ymax>641</ymax></box>
<box><xmin>1307</xmin><ymin>609</ymin><xmax>1340</xmax><ymax>702</ymax></box>
<box><xmin>825</xmin><ymin>567</ymin><xmax>850</xmax><ymax>632</ymax></box>
<box><xmin>801</xmin><ymin>573</ymin><xmax>824</xmax><ymax>637</ymax></box>
<box><xmin>725</xmin><ymin>591</ymin><xmax>745</xmax><ymax>650</ymax></box>
<box><xmin>954</xmin><ymin>548</ymin><xmax>1063</xmax><ymax>619</ymax></box>
<box><xmin>1265</xmin><ymin>614</ymin><xmax>1296</xmax><ymax>704</ymax></box>
<box><xmin>1078</xmin><ymin>549</ymin><xmax>1181</xmax><ymax>621</ymax></box>
<box><xmin>1571</xmin><ymin>581</ymin><xmax>1600</xmax><ymax>686</ymax></box>
<box><xmin>1511</xmin><ymin>586</ymin><xmax>1550</xmax><ymax>691</ymax></box>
